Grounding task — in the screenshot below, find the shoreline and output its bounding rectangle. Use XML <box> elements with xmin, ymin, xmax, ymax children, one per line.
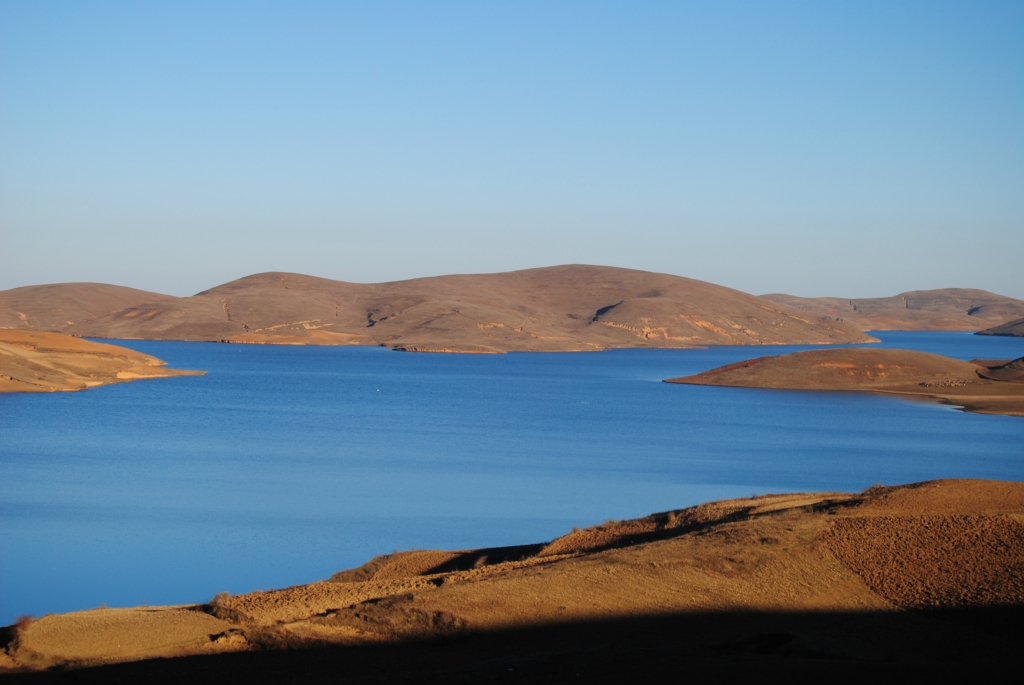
<box><xmin>665</xmin><ymin>348</ymin><xmax>1024</xmax><ymax>417</ymax></box>
<box><xmin>0</xmin><ymin>331</ymin><xmax>204</xmax><ymax>394</ymax></box>
<box><xmin>4</xmin><ymin>478</ymin><xmax>1023</xmax><ymax>678</ymax></box>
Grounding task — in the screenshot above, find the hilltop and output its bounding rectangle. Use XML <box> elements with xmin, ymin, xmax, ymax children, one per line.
<box><xmin>0</xmin><ymin>283</ymin><xmax>176</xmax><ymax>331</ymax></box>
<box><xmin>665</xmin><ymin>348</ymin><xmax>1024</xmax><ymax>416</ymax></box>
<box><xmin>761</xmin><ymin>288</ymin><xmax>1024</xmax><ymax>332</ymax></box>
<box><xmin>5</xmin><ymin>266</ymin><xmax>875</xmax><ymax>351</ymax></box>
<box><xmin>4</xmin><ymin>479</ymin><xmax>1023</xmax><ymax>680</ymax></box>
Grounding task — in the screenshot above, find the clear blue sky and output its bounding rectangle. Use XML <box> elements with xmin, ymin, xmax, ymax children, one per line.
<box><xmin>2</xmin><ymin>1</ymin><xmax>1022</xmax><ymax>298</ymax></box>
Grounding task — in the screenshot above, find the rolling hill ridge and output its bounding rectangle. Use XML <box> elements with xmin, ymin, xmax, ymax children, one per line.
<box><xmin>2</xmin><ymin>266</ymin><xmax>876</xmax><ymax>352</ymax></box>
<box><xmin>761</xmin><ymin>288</ymin><xmax>1024</xmax><ymax>332</ymax></box>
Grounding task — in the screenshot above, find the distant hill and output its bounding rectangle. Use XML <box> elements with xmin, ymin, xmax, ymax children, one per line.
<box><xmin>0</xmin><ymin>283</ymin><xmax>177</xmax><ymax>331</ymax></box>
<box><xmin>761</xmin><ymin>289</ymin><xmax>1024</xmax><ymax>332</ymax></box>
<box><xmin>62</xmin><ymin>265</ymin><xmax>874</xmax><ymax>351</ymax></box>
<box><xmin>978</xmin><ymin>317</ymin><xmax>1024</xmax><ymax>337</ymax></box>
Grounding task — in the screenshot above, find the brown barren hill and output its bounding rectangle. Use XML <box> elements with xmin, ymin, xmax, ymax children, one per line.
<box><xmin>0</xmin><ymin>283</ymin><xmax>177</xmax><ymax>331</ymax></box>
<box><xmin>66</xmin><ymin>266</ymin><xmax>874</xmax><ymax>351</ymax></box>
<box><xmin>0</xmin><ymin>331</ymin><xmax>203</xmax><ymax>393</ymax></box>
<box><xmin>762</xmin><ymin>288</ymin><xmax>1024</xmax><ymax>331</ymax></box>
<box><xmin>4</xmin><ymin>479</ymin><xmax>1024</xmax><ymax>680</ymax></box>
<box><xmin>665</xmin><ymin>348</ymin><xmax>1024</xmax><ymax>416</ymax></box>
<box><xmin>973</xmin><ymin>357</ymin><xmax>1024</xmax><ymax>383</ymax></box>
<box><xmin>978</xmin><ymin>316</ymin><xmax>1024</xmax><ymax>337</ymax></box>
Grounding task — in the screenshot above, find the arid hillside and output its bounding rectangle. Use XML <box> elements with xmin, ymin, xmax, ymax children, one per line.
<box><xmin>0</xmin><ymin>331</ymin><xmax>203</xmax><ymax>393</ymax></box>
<box><xmin>0</xmin><ymin>283</ymin><xmax>176</xmax><ymax>331</ymax></box>
<box><xmin>4</xmin><ymin>479</ymin><xmax>1023</xmax><ymax>681</ymax></box>
<box><xmin>665</xmin><ymin>348</ymin><xmax>1024</xmax><ymax>416</ymax></box>
<box><xmin>62</xmin><ymin>266</ymin><xmax>873</xmax><ymax>351</ymax></box>
<box><xmin>761</xmin><ymin>288</ymin><xmax>1024</xmax><ymax>331</ymax></box>
<box><xmin>978</xmin><ymin>316</ymin><xmax>1024</xmax><ymax>337</ymax></box>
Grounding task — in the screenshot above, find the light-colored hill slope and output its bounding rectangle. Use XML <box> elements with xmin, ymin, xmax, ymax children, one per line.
<box><xmin>69</xmin><ymin>266</ymin><xmax>874</xmax><ymax>351</ymax></box>
<box><xmin>0</xmin><ymin>283</ymin><xmax>177</xmax><ymax>331</ymax></box>
<box><xmin>665</xmin><ymin>348</ymin><xmax>1024</xmax><ymax>416</ymax></box>
<box><xmin>978</xmin><ymin>316</ymin><xmax>1024</xmax><ymax>337</ymax></box>
<box><xmin>761</xmin><ymin>288</ymin><xmax>1024</xmax><ymax>331</ymax></box>
<box><xmin>0</xmin><ymin>331</ymin><xmax>203</xmax><ymax>393</ymax></box>
<box><xmin>4</xmin><ymin>480</ymin><xmax>1023</xmax><ymax>678</ymax></box>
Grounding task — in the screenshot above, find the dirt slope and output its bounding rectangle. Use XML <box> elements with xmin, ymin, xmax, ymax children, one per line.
<box><xmin>665</xmin><ymin>348</ymin><xmax>1024</xmax><ymax>416</ymax></box>
<box><xmin>974</xmin><ymin>357</ymin><xmax>1024</xmax><ymax>383</ymax></box>
<box><xmin>0</xmin><ymin>331</ymin><xmax>204</xmax><ymax>393</ymax></box>
<box><xmin>4</xmin><ymin>479</ymin><xmax>1023</xmax><ymax>680</ymax></box>
<box><xmin>978</xmin><ymin>316</ymin><xmax>1024</xmax><ymax>337</ymax></box>
<box><xmin>65</xmin><ymin>266</ymin><xmax>874</xmax><ymax>351</ymax></box>
<box><xmin>762</xmin><ymin>288</ymin><xmax>1024</xmax><ymax>331</ymax></box>
<box><xmin>0</xmin><ymin>283</ymin><xmax>176</xmax><ymax>331</ymax></box>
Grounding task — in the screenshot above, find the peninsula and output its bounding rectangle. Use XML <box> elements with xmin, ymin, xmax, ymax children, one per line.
<box><xmin>978</xmin><ymin>316</ymin><xmax>1024</xmax><ymax>337</ymax></box>
<box><xmin>3</xmin><ymin>479</ymin><xmax>1023</xmax><ymax>680</ymax></box>
<box><xmin>0</xmin><ymin>331</ymin><xmax>204</xmax><ymax>393</ymax></box>
<box><xmin>665</xmin><ymin>348</ymin><xmax>1024</xmax><ymax>416</ymax></box>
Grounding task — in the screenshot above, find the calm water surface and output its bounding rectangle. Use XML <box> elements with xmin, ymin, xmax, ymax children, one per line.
<box><xmin>2</xmin><ymin>332</ymin><xmax>1022</xmax><ymax>621</ymax></box>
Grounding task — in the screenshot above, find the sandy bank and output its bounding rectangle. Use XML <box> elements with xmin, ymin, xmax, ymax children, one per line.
<box><xmin>0</xmin><ymin>331</ymin><xmax>204</xmax><ymax>393</ymax></box>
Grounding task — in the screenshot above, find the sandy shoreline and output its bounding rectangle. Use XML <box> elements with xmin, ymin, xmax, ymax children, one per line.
<box><xmin>0</xmin><ymin>331</ymin><xmax>203</xmax><ymax>394</ymax></box>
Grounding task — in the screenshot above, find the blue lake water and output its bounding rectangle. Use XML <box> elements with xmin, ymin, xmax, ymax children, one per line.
<box><xmin>2</xmin><ymin>332</ymin><xmax>1023</xmax><ymax>622</ymax></box>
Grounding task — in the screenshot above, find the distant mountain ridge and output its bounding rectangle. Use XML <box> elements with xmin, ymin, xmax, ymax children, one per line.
<box><xmin>0</xmin><ymin>266</ymin><xmax>873</xmax><ymax>352</ymax></box>
<box><xmin>761</xmin><ymin>288</ymin><xmax>1024</xmax><ymax>332</ymax></box>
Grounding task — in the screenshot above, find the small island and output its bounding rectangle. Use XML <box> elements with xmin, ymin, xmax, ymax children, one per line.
<box><xmin>665</xmin><ymin>348</ymin><xmax>1024</xmax><ymax>416</ymax></box>
<box><xmin>0</xmin><ymin>331</ymin><xmax>204</xmax><ymax>393</ymax></box>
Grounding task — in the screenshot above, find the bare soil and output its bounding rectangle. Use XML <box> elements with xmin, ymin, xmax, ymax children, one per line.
<box><xmin>4</xmin><ymin>266</ymin><xmax>875</xmax><ymax>352</ymax></box>
<box><xmin>978</xmin><ymin>316</ymin><xmax>1024</xmax><ymax>337</ymax></box>
<box><xmin>666</xmin><ymin>348</ymin><xmax>1024</xmax><ymax>416</ymax></box>
<box><xmin>0</xmin><ymin>283</ymin><xmax>175</xmax><ymax>331</ymax></box>
<box><xmin>4</xmin><ymin>479</ymin><xmax>1023</xmax><ymax>681</ymax></box>
<box><xmin>0</xmin><ymin>331</ymin><xmax>204</xmax><ymax>393</ymax></box>
<box><xmin>762</xmin><ymin>288</ymin><xmax>1024</xmax><ymax>332</ymax></box>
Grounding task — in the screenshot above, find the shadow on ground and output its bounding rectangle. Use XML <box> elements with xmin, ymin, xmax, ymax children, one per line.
<box><xmin>6</xmin><ymin>606</ymin><xmax>1022</xmax><ymax>683</ymax></box>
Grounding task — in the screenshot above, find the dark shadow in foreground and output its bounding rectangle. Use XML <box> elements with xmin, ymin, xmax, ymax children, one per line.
<box><xmin>7</xmin><ymin>606</ymin><xmax>1024</xmax><ymax>683</ymax></box>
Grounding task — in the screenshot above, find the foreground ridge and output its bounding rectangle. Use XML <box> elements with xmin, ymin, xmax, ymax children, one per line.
<box><xmin>4</xmin><ymin>479</ymin><xmax>1024</xmax><ymax>680</ymax></box>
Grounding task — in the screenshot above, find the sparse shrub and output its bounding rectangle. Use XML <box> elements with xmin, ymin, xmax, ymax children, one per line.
<box><xmin>15</xmin><ymin>615</ymin><xmax>32</xmax><ymax>633</ymax></box>
<box><xmin>210</xmin><ymin>591</ymin><xmax>231</xmax><ymax>607</ymax></box>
